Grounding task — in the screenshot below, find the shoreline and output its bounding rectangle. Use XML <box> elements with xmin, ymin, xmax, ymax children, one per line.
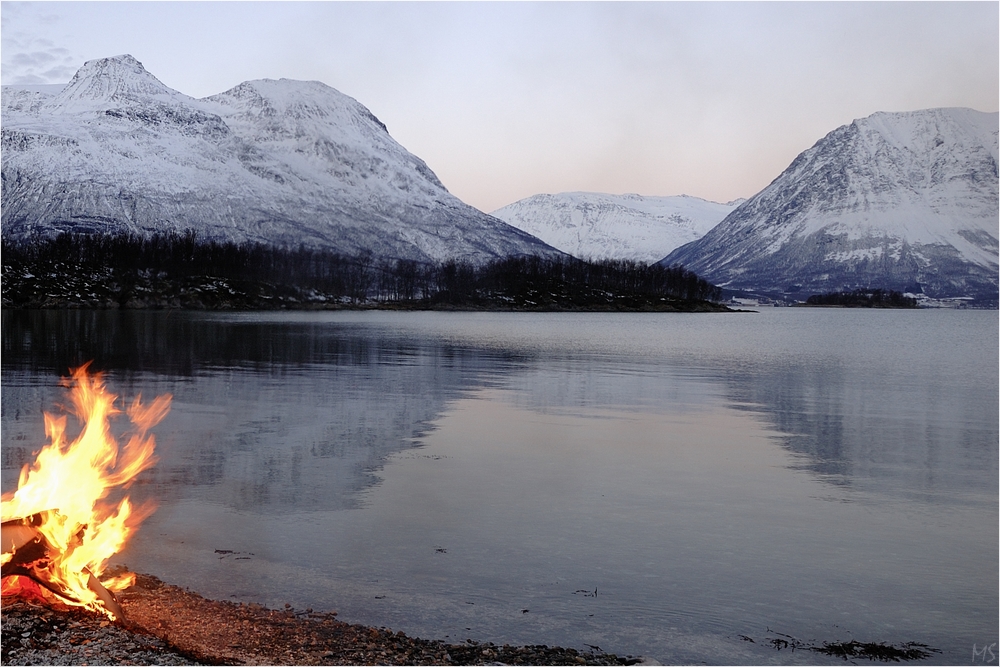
<box><xmin>0</xmin><ymin>572</ymin><xmax>947</xmax><ymax>666</ymax></box>
<box><xmin>0</xmin><ymin>292</ymin><xmax>737</xmax><ymax>313</ymax></box>
<box><xmin>1</xmin><ymin>572</ymin><xmax>646</xmax><ymax>666</ymax></box>
<box><xmin>0</xmin><ymin>301</ymin><xmax>738</xmax><ymax>313</ymax></box>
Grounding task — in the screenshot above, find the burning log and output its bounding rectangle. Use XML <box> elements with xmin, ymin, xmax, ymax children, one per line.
<box><xmin>2</xmin><ymin>513</ymin><xmax>126</xmax><ymax>620</ymax></box>
<box><xmin>0</xmin><ymin>364</ymin><xmax>171</xmax><ymax>622</ymax></box>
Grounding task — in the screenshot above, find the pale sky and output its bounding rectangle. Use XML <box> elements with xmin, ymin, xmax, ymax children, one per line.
<box><xmin>2</xmin><ymin>1</ymin><xmax>997</xmax><ymax>213</ymax></box>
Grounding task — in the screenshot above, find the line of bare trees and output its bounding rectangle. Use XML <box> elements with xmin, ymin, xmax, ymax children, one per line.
<box><xmin>2</xmin><ymin>232</ymin><xmax>723</xmax><ymax>306</ymax></box>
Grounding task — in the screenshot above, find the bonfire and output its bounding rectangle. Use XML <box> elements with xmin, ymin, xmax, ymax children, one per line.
<box><xmin>1</xmin><ymin>364</ymin><xmax>171</xmax><ymax>621</ymax></box>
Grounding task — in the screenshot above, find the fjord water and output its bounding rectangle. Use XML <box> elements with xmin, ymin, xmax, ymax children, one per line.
<box><xmin>2</xmin><ymin>309</ymin><xmax>996</xmax><ymax>664</ymax></box>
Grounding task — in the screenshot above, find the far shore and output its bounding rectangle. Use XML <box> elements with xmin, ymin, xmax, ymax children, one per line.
<box><xmin>1</xmin><ymin>293</ymin><xmax>739</xmax><ymax>313</ymax></box>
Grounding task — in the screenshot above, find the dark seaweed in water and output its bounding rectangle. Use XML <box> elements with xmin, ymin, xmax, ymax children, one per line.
<box><xmin>757</xmin><ymin>630</ymin><xmax>940</xmax><ymax>662</ymax></box>
<box><xmin>811</xmin><ymin>640</ymin><xmax>941</xmax><ymax>662</ymax></box>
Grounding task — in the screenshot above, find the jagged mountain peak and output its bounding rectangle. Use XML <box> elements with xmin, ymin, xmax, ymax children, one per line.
<box><xmin>2</xmin><ymin>55</ymin><xmax>554</xmax><ymax>263</ymax></box>
<box><xmin>204</xmin><ymin>78</ymin><xmax>392</xmax><ymax>144</ymax></box>
<box><xmin>208</xmin><ymin>79</ymin><xmax>376</xmax><ymax>120</ymax></box>
<box><xmin>661</xmin><ymin>107</ymin><xmax>998</xmax><ymax>301</ymax></box>
<box><xmin>49</xmin><ymin>54</ymin><xmax>188</xmax><ymax>111</ymax></box>
<box><xmin>853</xmin><ymin>107</ymin><xmax>998</xmax><ymax>159</ymax></box>
<box><xmin>202</xmin><ymin>77</ymin><xmax>446</xmax><ymax>194</ymax></box>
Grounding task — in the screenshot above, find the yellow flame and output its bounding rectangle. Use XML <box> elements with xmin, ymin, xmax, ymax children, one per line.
<box><xmin>1</xmin><ymin>364</ymin><xmax>170</xmax><ymax>618</ymax></box>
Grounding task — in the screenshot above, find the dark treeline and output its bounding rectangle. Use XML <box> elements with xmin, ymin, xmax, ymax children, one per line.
<box><xmin>2</xmin><ymin>232</ymin><xmax>723</xmax><ymax>309</ymax></box>
<box><xmin>805</xmin><ymin>289</ymin><xmax>918</xmax><ymax>308</ymax></box>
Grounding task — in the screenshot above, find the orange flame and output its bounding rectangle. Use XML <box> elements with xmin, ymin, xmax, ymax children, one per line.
<box><xmin>1</xmin><ymin>364</ymin><xmax>171</xmax><ymax>619</ymax></box>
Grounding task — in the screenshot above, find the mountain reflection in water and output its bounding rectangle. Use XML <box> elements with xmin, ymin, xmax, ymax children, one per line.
<box><xmin>2</xmin><ymin>310</ymin><xmax>523</xmax><ymax>513</ymax></box>
<box><xmin>1</xmin><ymin>309</ymin><xmax>996</xmax><ymax>664</ymax></box>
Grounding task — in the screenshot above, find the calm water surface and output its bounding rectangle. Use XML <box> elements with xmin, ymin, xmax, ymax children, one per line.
<box><xmin>2</xmin><ymin>309</ymin><xmax>996</xmax><ymax>664</ymax></box>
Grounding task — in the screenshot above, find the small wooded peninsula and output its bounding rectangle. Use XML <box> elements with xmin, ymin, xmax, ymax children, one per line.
<box><xmin>1</xmin><ymin>232</ymin><xmax>731</xmax><ymax>312</ymax></box>
<box><xmin>803</xmin><ymin>289</ymin><xmax>919</xmax><ymax>308</ymax></box>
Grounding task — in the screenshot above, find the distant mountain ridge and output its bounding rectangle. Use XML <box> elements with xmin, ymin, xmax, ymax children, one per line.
<box><xmin>5</xmin><ymin>58</ymin><xmax>996</xmax><ymax>300</ymax></box>
<box><xmin>1</xmin><ymin>55</ymin><xmax>557</xmax><ymax>263</ymax></box>
<box><xmin>661</xmin><ymin>108</ymin><xmax>999</xmax><ymax>301</ymax></box>
<box><xmin>491</xmin><ymin>192</ymin><xmax>737</xmax><ymax>263</ymax></box>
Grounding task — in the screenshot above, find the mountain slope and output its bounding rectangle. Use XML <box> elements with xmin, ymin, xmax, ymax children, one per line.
<box><xmin>1</xmin><ymin>55</ymin><xmax>556</xmax><ymax>263</ymax></box>
<box><xmin>661</xmin><ymin>108</ymin><xmax>999</xmax><ymax>300</ymax></box>
<box><xmin>491</xmin><ymin>192</ymin><xmax>739</xmax><ymax>263</ymax></box>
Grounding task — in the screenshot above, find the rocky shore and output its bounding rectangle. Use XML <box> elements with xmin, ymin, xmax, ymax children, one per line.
<box><xmin>1</xmin><ymin>573</ymin><xmax>646</xmax><ymax>666</ymax></box>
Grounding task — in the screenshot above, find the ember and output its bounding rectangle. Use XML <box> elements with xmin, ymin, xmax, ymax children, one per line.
<box><xmin>1</xmin><ymin>364</ymin><xmax>171</xmax><ymax>621</ymax></box>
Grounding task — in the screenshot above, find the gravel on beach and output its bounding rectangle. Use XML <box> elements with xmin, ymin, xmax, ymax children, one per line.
<box><xmin>1</xmin><ymin>573</ymin><xmax>646</xmax><ymax>666</ymax></box>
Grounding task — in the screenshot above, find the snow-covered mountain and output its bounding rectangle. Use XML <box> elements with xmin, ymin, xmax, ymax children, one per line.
<box><xmin>661</xmin><ymin>108</ymin><xmax>999</xmax><ymax>301</ymax></box>
<box><xmin>490</xmin><ymin>192</ymin><xmax>739</xmax><ymax>263</ymax></box>
<box><xmin>1</xmin><ymin>55</ymin><xmax>557</xmax><ymax>263</ymax></box>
